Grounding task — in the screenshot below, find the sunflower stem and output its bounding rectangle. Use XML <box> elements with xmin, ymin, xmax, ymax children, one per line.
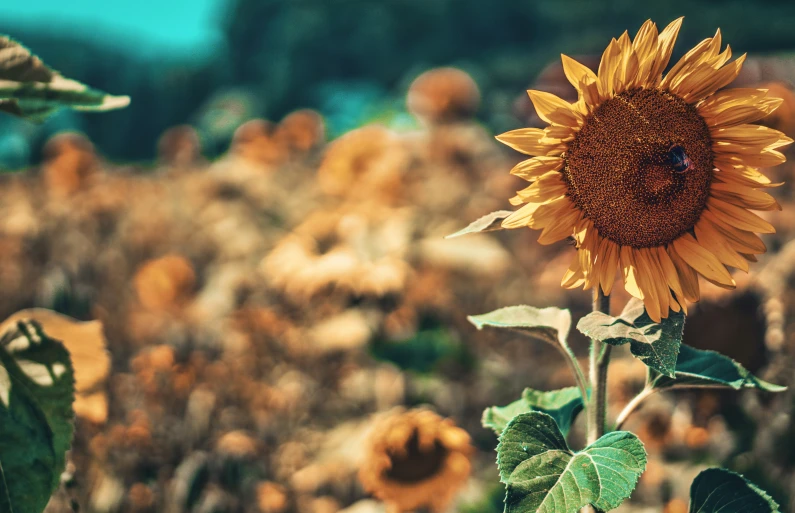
<box><xmin>587</xmin><ymin>289</ymin><xmax>611</xmax><ymax>445</ymax></box>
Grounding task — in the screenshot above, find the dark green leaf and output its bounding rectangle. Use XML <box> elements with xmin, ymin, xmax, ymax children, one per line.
<box><xmin>497</xmin><ymin>412</ymin><xmax>647</xmax><ymax>513</ymax></box>
<box><xmin>652</xmin><ymin>344</ymin><xmax>785</xmax><ymax>392</ymax></box>
<box><xmin>468</xmin><ymin>305</ymin><xmax>571</xmax><ymax>346</ymax></box>
<box><xmin>577</xmin><ymin>298</ymin><xmax>683</xmax><ymax>377</ymax></box>
<box><xmin>482</xmin><ymin>387</ymin><xmax>584</xmax><ymax>437</ymax></box>
<box><xmin>0</xmin><ymin>36</ymin><xmax>129</xmax><ymax>122</ymax></box>
<box><xmin>446</xmin><ymin>210</ymin><xmax>512</xmax><ymax>238</ymax></box>
<box><xmin>689</xmin><ymin>468</ymin><xmax>780</xmax><ymax>513</ymax></box>
<box><xmin>0</xmin><ymin>319</ymin><xmax>76</xmax><ymax>513</ymax></box>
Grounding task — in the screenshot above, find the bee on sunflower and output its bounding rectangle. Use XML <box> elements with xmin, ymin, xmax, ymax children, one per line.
<box><xmin>498</xmin><ymin>17</ymin><xmax>791</xmax><ymax>322</ymax></box>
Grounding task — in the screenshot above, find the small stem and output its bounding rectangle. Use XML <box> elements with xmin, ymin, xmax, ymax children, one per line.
<box><xmin>587</xmin><ymin>288</ymin><xmax>611</xmax><ymax>445</ymax></box>
<box><xmin>558</xmin><ymin>342</ymin><xmax>590</xmax><ymax>411</ymax></box>
<box><xmin>614</xmin><ymin>387</ymin><xmax>656</xmax><ymax>430</ymax></box>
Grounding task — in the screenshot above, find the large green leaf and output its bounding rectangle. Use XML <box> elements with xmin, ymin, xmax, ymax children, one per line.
<box><xmin>577</xmin><ymin>298</ymin><xmax>683</xmax><ymax>377</ymax></box>
<box><xmin>482</xmin><ymin>387</ymin><xmax>584</xmax><ymax>437</ymax></box>
<box><xmin>651</xmin><ymin>344</ymin><xmax>785</xmax><ymax>392</ymax></box>
<box><xmin>497</xmin><ymin>412</ymin><xmax>646</xmax><ymax>513</ymax></box>
<box><xmin>468</xmin><ymin>305</ymin><xmax>571</xmax><ymax>347</ymax></box>
<box><xmin>446</xmin><ymin>210</ymin><xmax>512</xmax><ymax>238</ymax></box>
<box><xmin>0</xmin><ymin>36</ymin><xmax>129</xmax><ymax>122</ymax></box>
<box><xmin>0</xmin><ymin>320</ymin><xmax>76</xmax><ymax>513</ymax></box>
<box><xmin>689</xmin><ymin>468</ymin><xmax>780</xmax><ymax>513</ymax></box>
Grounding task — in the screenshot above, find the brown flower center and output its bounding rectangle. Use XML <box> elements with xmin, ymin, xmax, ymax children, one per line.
<box><xmin>384</xmin><ymin>430</ymin><xmax>449</xmax><ymax>484</ymax></box>
<box><xmin>562</xmin><ymin>88</ymin><xmax>713</xmax><ymax>248</ymax></box>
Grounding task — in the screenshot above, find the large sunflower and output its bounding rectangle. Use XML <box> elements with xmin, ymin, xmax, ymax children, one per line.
<box><xmin>498</xmin><ymin>18</ymin><xmax>792</xmax><ymax>321</ymax></box>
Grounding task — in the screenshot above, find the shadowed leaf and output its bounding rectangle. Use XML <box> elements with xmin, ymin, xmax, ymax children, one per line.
<box><xmin>482</xmin><ymin>386</ymin><xmax>584</xmax><ymax>437</ymax></box>
<box><xmin>497</xmin><ymin>411</ymin><xmax>647</xmax><ymax>513</ymax></box>
<box><xmin>689</xmin><ymin>468</ymin><xmax>780</xmax><ymax>513</ymax></box>
<box><xmin>0</xmin><ymin>35</ymin><xmax>130</xmax><ymax>122</ymax></box>
<box><xmin>0</xmin><ymin>320</ymin><xmax>75</xmax><ymax>513</ymax></box>
<box><xmin>652</xmin><ymin>344</ymin><xmax>785</xmax><ymax>392</ymax></box>
<box><xmin>577</xmin><ymin>298</ymin><xmax>683</xmax><ymax>377</ymax></box>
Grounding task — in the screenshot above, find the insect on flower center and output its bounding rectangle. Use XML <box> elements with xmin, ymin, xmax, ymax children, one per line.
<box><xmin>562</xmin><ymin>88</ymin><xmax>713</xmax><ymax>248</ymax></box>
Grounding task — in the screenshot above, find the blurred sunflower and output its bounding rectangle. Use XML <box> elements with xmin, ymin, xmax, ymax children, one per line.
<box><xmin>499</xmin><ymin>18</ymin><xmax>792</xmax><ymax>321</ymax></box>
<box><xmin>358</xmin><ymin>408</ymin><xmax>472</xmax><ymax>513</ymax></box>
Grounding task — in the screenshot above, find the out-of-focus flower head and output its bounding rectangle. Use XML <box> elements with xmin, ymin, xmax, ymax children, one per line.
<box><xmin>275</xmin><ymin>109</ymin><xmax>326</xmax><ymax>153</ymax></box>
<box><xmin>407</xmin><ymin>67</ymin><xmax>481</xmax><ymax>125</ymax></box>
<box><xmin>133</xmin><ymin>254</ymin><xmax>196</xmax><ymax>313</ymax></box>
<box><xmin>358</xmin><ymin>408</ymin><xmax>472</xmax><ymax>513</ymax></box>
<box><xmin>230</xmin><ymin>119</ymin><xmax>287</xmax><ymax>168</ymax></box>
<box><xmin>157</xmin><ymin>125</ymin><xmax>203</xmax><ymax>169</ymax></box>
<box><xmin>317</xmin><ymin>125</ymin><xmax>409</xmax><ymax>202</ymax></box>
<box><xmin>41</xmin><ymin>131</ymin><xmax>99</xmax><ymax>198</ymax></box>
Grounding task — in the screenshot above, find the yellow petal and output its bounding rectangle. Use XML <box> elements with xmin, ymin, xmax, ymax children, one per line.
<box><xmin>649</xmin><ymin>17</ymin><xmax>683</xmax><ymax>84</ymax></box>
<box><xmin>597</xmin><ymin>38</ymin><xmax>622</xmax><ymax>99</ymax></box>
<box><xmin>655</xmin><ymin>246</ymin><xmax>684</xmax><ymax>301</ymax></box>
<box><xmin>676</xmin><ymin>54</ymin><xmax>747</xmax><ymax>103</ymax></box>
<box><xmin>700</xmin><ymin>209</ymin><xmax>767</xmax><ymax>254</ymax></box>
<box><xmin>712</xmin><ymin>124</ymin><xmax>793</xmax><ymax>149</ymax></box>
<box><xmin>509</xmin><ymin>156</ymin><xmax>564</xmax><ymax>181</ymax></box>
<box><xmin>634</xmin><ymin>248</ymin><xmax>664</xmax><ymax>321</ymax></box>
<box><xmin>496</xmin><ymin>128</ymin><xmax>566</xmax><ymax>156</ymax></box>
<box><xmin>714</xmin><ymin>149</ymin><xmax>786</xmax><ymax>168</ymax></box>
<box><xmin>706</xmin><ymin>197</ymin><xmax>775</xmax><ymax>233</ymax></box>
<box><xmin>668</xmin><ymin>244</ymin><xmax>700</xmax><ymax>303</ymax></box>
<box><xmin>538</xmin><ymin>208</ymin><xmax>581</xmax><ymax>245</ymax></box>
<box><xmin>528</xmin><ymin>197</ymin><xmax>577</xmax><ymax>229</ymax></box>
<box><xmin>710</xmin><ymin>181</ymin><xmax>781</xmax><ymax>211</ymax></box>
<box><xmin>703</xmin><ymin>101</ymin><xmax>783</xmax><ymax>128</ymax></box>
<box><xmin>620</xmin><ymin>246</ymin><xmax>643</xmax><ymax>299</ymax></box>
<box><xmin>671</xmin><ymin>233</ymin><xmax>735</xmax><ymax>287</ymax></box>
<box><xmin>526</xmin><ymin>90</ymin><xmax>584</xmax><ymax>127</ymax></box>
<box><xmin>502</xmin><ymin>201</ymin><xmax>543</xmax><ymax>229</ymax></box>
<box><xmin>599</xmin><ymin>239</ymin><xmax>620</xmax><ymax>295</ymax></box>
<box><xmin>694</xmin><ymin>216</ymin><xmax>749</xmax><ymax>272</ymax></box>
<box><xmin>561</xmin><ymin>54</ymin><xmax>597</xmax><ymax>92</ymax></box>
<box><xmin>561</xmin><ymin>256</ymin><xmax>585</xmax><ymax>289</ymax></box>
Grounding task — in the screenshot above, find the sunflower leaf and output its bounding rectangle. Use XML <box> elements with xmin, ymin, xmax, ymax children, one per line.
<box><xmin>0</xmin><ymin>319</ymin><xmax>76</xmax><ymax>513</ymax></box>
<box><xmin>689</xmin><ymin>468</ymin><xmax>780</xmax><ymax>513</ymax></box>
<box><xmin>497</xmin><ymin>411</ymin><xmax>647</xmax><ymax>513</ymax></box>
<box><xmin>651</xmin><ymin>344</ymin><xmax>785</xmax><ymax>392</ymax></box>
<box><xmin>482</xmin><ymin>386</ymin><xmax>584</xmax><ymax>437</ymax></box>
<box><xmin>445</xmin><ymin>210</ymin><xmax>513</xmax><ymax>238</ymax></box>
<box><xmin>468</xmin><ymin>305</ymin><xmax>571</xmax><ymax>347</ymax></box>
<box><xmin>577</xmin><ymin>298</ymin><xmax>683</xmax><ymax>377</ymax></box>
<box><xmin>0</xmin><ymin>35</ymin><xmax>130</xmax><ymax>122</ymax></box>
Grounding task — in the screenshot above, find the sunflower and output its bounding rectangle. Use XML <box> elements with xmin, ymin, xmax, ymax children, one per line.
<box><xmin>358</xmin><ymin>408</ymin><xmax>473</xmax><ymax>513</ymax></box>
<box><xmin>498</xmin><ymin>18</ymin><xmax>792</xmax><ymax>321</ymax></box>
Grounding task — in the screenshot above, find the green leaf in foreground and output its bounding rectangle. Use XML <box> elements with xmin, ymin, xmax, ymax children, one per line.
<box><xmin>689</xmin><ymin>468</ymin><xmax>780</xmax><ymax>513</ymax></box>
<box><xmin>0</xmin><ymin>320</ymin><xmax>76</xmax><ymax>513</ymax></box>
<box><xmin>497</xmin><ymin>412</ymin><xmax>647</xmax><ymax>513</ymax></box>
<box><xmin>577</xmin><ymin>298</ymin><xmax>683</xmax><ymax>377</ymax></box>
<box><xmin>446</xmin><ymin>210</ymin><xmax>512</xmax><ymax>238</ymax></box>
<box><xmin>651</xmin><ymin>344</ymin><xmax>785</xmax><ymax>392</ymax></box>
<box><xmin>0</xmin><ymin>36</ymin><xmax>130</xmax><ymax>122</ymax></box>
<box><xmin>482</xmin><ymin>387</ymin><xmax>583</xmax><ymax>437</ymax></box>
<box><xmin>468</xmin><ymin>305</ymin><xmax>571</xmax><ymax>346</ymax></box>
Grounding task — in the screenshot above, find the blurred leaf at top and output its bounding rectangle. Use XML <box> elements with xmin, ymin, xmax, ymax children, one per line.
<box><xmin>0</xmin><ymin>36</ymin><xmax>129</xmax><ymax>122</ymax></box>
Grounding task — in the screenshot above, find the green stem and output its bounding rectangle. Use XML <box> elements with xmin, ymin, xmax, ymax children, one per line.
<box><xmin>558</xmin><ymin>340</ymin><xmax>590</xmax><ymax>412</ymax></box>
<box><xmin>587</xmin><ymin>288</ymin><xmax>612</xmax><ymax>445</ymax></box>
<box><xmin>582</xmin><ymin>289</ymin><xmax>612</xmax><ymax>513</ymax></box>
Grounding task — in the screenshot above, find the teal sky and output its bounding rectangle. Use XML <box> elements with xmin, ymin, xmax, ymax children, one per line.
<box><xmin>0</xmin><ymin>0</ymin><xmax>229</xmax><ymax>58</ymax></box>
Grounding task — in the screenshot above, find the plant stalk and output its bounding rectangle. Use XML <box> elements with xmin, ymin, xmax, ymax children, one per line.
<box><xmin>587</xmin><ymin>288</ymin><xmax>612</xmax><ymax>445</ymax></box>
<box><xmin>582</xmin><ymin>289</ymin><xmax>612</xmax><ymax>513</ymax></box>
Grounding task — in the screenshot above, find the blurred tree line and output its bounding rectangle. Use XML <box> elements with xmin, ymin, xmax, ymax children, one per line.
<box><xmin>1</xmin><ymin>0</ymin><xmax>795</xmax><ymax>164</ymax></box>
